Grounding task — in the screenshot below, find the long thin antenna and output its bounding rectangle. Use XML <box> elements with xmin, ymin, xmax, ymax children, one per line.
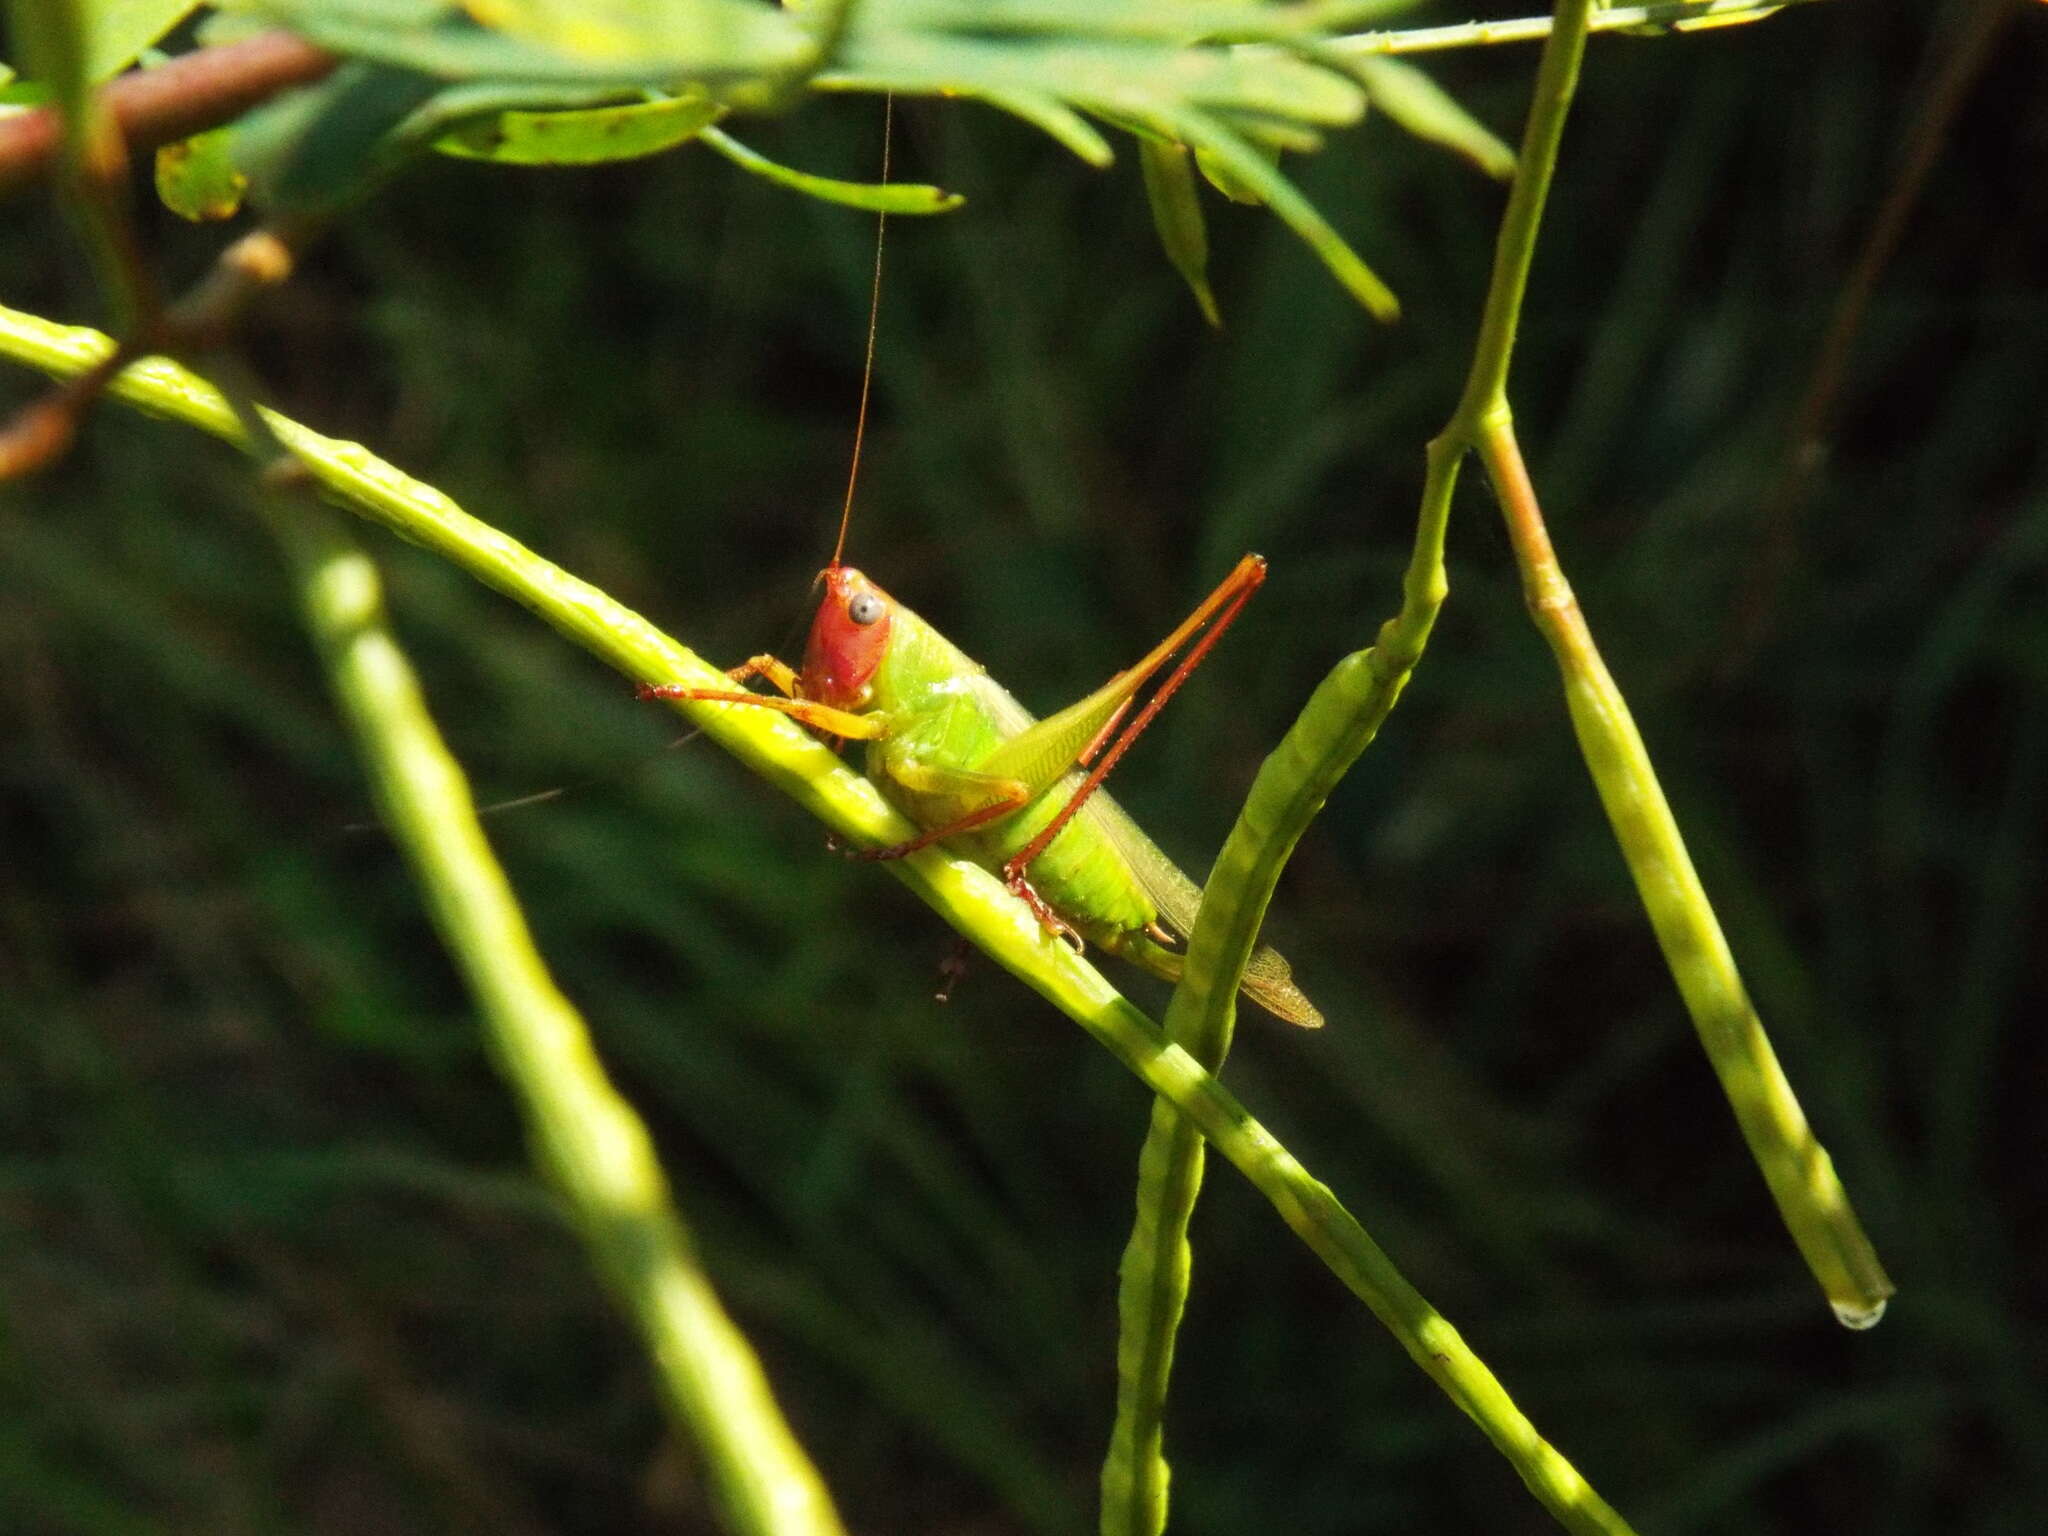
<box><xmin>831</xmin><ymin>95</ymin><xmax>892</xmax><ymax>570</ymax></box>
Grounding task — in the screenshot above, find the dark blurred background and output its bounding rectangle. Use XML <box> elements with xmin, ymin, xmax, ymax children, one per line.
<box><xmin>3</xmin><ymin>1</ymin><xmax>2044</xmax><ymax>1532</ymax></box>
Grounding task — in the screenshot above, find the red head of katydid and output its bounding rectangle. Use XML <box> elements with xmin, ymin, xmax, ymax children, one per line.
<box><xmin>803</xmin><ymin>297</ymin><xmax>893</xmax><ymax>714</ymax></box>
<box><xmin>798</xmin><ymin>565</ymin><xmax>893</xmax><ymax>710</ymax></box>
<box><xmin>796</xmin><ymin>107</ymin><xmax>898</xmax><ymax>716</ymax></box>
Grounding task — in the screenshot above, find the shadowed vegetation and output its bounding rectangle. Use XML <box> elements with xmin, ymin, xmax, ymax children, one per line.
<box><xmin>1</xmin><ymin>2</ymin><xmax>2042</xmax><ymax>1533</ymax></box>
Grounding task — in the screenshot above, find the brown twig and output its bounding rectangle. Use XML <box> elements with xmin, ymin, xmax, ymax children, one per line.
<box><xmin>0</xmin><ymin>226</ymin><xmax>303</xmax><ymax>479</ymax></box>
<box><xmin>0</xmin><ymin>31</ymin><xmax>338</xmax><ymax>198</ymax></box>
<box><xmin>0</xmin><ymin>33</ymin><xmax>332</xmax><ymax>476</ymax></box>
<box><xmin>0</xmin><ymin>340</ymin><xmax>132</xmax><ymax>476</ymax></box>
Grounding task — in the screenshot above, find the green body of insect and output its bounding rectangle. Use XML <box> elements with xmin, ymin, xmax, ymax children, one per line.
<box><xmin>646</xmin><ymin>557</ymin><xmax>1322</xmax><ymax>1029</ymax></box>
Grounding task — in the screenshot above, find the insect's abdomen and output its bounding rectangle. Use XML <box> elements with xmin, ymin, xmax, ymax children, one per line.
<box><xmin>971</xmin><ymin>776</ymin><xmax>1157</xmax><ymax>939</ymax></box>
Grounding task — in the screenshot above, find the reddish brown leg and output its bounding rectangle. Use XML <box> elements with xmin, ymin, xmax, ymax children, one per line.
<box><xmin>998</xmin><ymin>555</ymin><xmax>1266</xmax><ymax>890</ymax></box>
<box><xmin>1004</xmin><ymin>874</ymin><xmax>1084</xmax><ymax>952</ymax></box>
<box><xmin>845</xmin><ymin>789</ymin><xmax>1029</xmax><ymax>863</ymax></box>
<box><xmin>838</xmin><ymin>787</ymin><xmax>1081</xmax><ymax>947</ymax></box>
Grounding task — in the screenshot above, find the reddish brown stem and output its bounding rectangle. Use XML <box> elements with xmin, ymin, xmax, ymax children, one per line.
<box><xmin>0</xmin><ymin>228</ymin><xmax>301</xmax><ymax>481</ymax></box>
<box><xmin>0</xmin><ymin>339</ymin><xmax>132</xmax><ymax>476</ymax></box>
<box><xmin>0</xmin><ymin>32</ymin><xmax>338</xmax><ymax>198</ymax></box>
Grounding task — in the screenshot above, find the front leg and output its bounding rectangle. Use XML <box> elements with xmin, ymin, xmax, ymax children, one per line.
<box><xmin>724</xmin><ymin>654</ymin><xmax>801</xmax><ymax>696</ymax></box>
<box><xmin>637</xmin><ymin>665</ymin><xmax>886</xmax><ymax>740</ymax></box>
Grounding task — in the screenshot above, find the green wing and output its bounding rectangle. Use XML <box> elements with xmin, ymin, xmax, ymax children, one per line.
<box><xmin>973</xmin><ymin>666</ymin><xmax>1142</xmax><ymax>794</ymax></box>
<box><xmin>1080</xmin><ymin>791</ymin><xmax>1323</xmax><ymax>1029</ymax></box>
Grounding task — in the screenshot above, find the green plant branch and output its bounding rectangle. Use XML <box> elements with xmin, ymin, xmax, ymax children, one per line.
<box><xmin>1101</xmin><ymin>2</ymin><xmax>1594</xmax><ymax>1529</ymax></box>
<box><xmin>263</xmin><ymin>497</ymin><xmax>850</xmax><ymax>1536</ymax></box>
<box><xmin>1349</xmin><ymin>0</ymin><xmax>1894</xmax><ymax>1330</ymax></box>
<box><xmin>1360</xmin><ymin>0</ymin><xmax>1889</xmax><ymax>1329</ymax></box>
<box><xmin>0</xmin><ymin>302</ymin><xmax>1636</xmax><ymax>1536</ymax></box>
<box><xmin>1474</xmin><ymin>416</ymin><xmax>1894</xmax><ymax>1326</ymax></box>
<box><xmin>1328</xmin><ymin>0</ymin><xmax>1830</xmax><ymax>57</ymax></box>
<box><xmin>1098</xmin><ymin>643</ymin><xmax>1446</xmax><ymax>1536</ymax></box>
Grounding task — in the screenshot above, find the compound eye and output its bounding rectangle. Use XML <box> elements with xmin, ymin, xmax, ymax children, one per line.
<box><xmin>847</xmin><ymin>592</ymin><xmax>886</xmax><ymax>627</ymax></box>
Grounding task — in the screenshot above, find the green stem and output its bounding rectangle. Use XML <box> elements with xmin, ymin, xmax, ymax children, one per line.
<box><xmin>1102</xmin><ymin>2</ymin><xmax>1592</xmax><ymax>1529</ymax></box>
<box><xmin>1475</xmin><ymin>417</ymin><xmax>1894</xmax><ymax>1326</ymax></box>
<box><xmin>1454</xmin><ymin>0</ymin><xmax>1592</xmax><ymax>424</ymax></box>
<box><xmin>0</xmin><ymin>302</ymin><xmax>1637</xmax><ymax>1536</ymax></box>
<box><xmin>1328</xmin><ymin>0</ymin><xmax>1829</xmax><ymax>58</ymax></box>
<box><xmin>266</xmin><ymin>499</ymin><xmax>849</xmax><ymax>1536</ymax></box>
<box><xmin>1378</xmin><ymin>0</ymin><xmax>1890</xmax><ymax>1331</ymax></box>
<box><xmin>1098</xmin><ymin>636</ymin><xmax>1442</xmax><ymax>1536</ymax></box>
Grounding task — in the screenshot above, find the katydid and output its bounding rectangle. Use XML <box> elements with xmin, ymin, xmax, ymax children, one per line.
<box><xmin>642</xmin><ymin>105</ymin><xmax>1318</xmax><ymax>1026</ymax></box>
<box><xmin>640</xmin><ymin>552</ymin><xmax>1323</xmax><ymax>1028</ymax></box>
